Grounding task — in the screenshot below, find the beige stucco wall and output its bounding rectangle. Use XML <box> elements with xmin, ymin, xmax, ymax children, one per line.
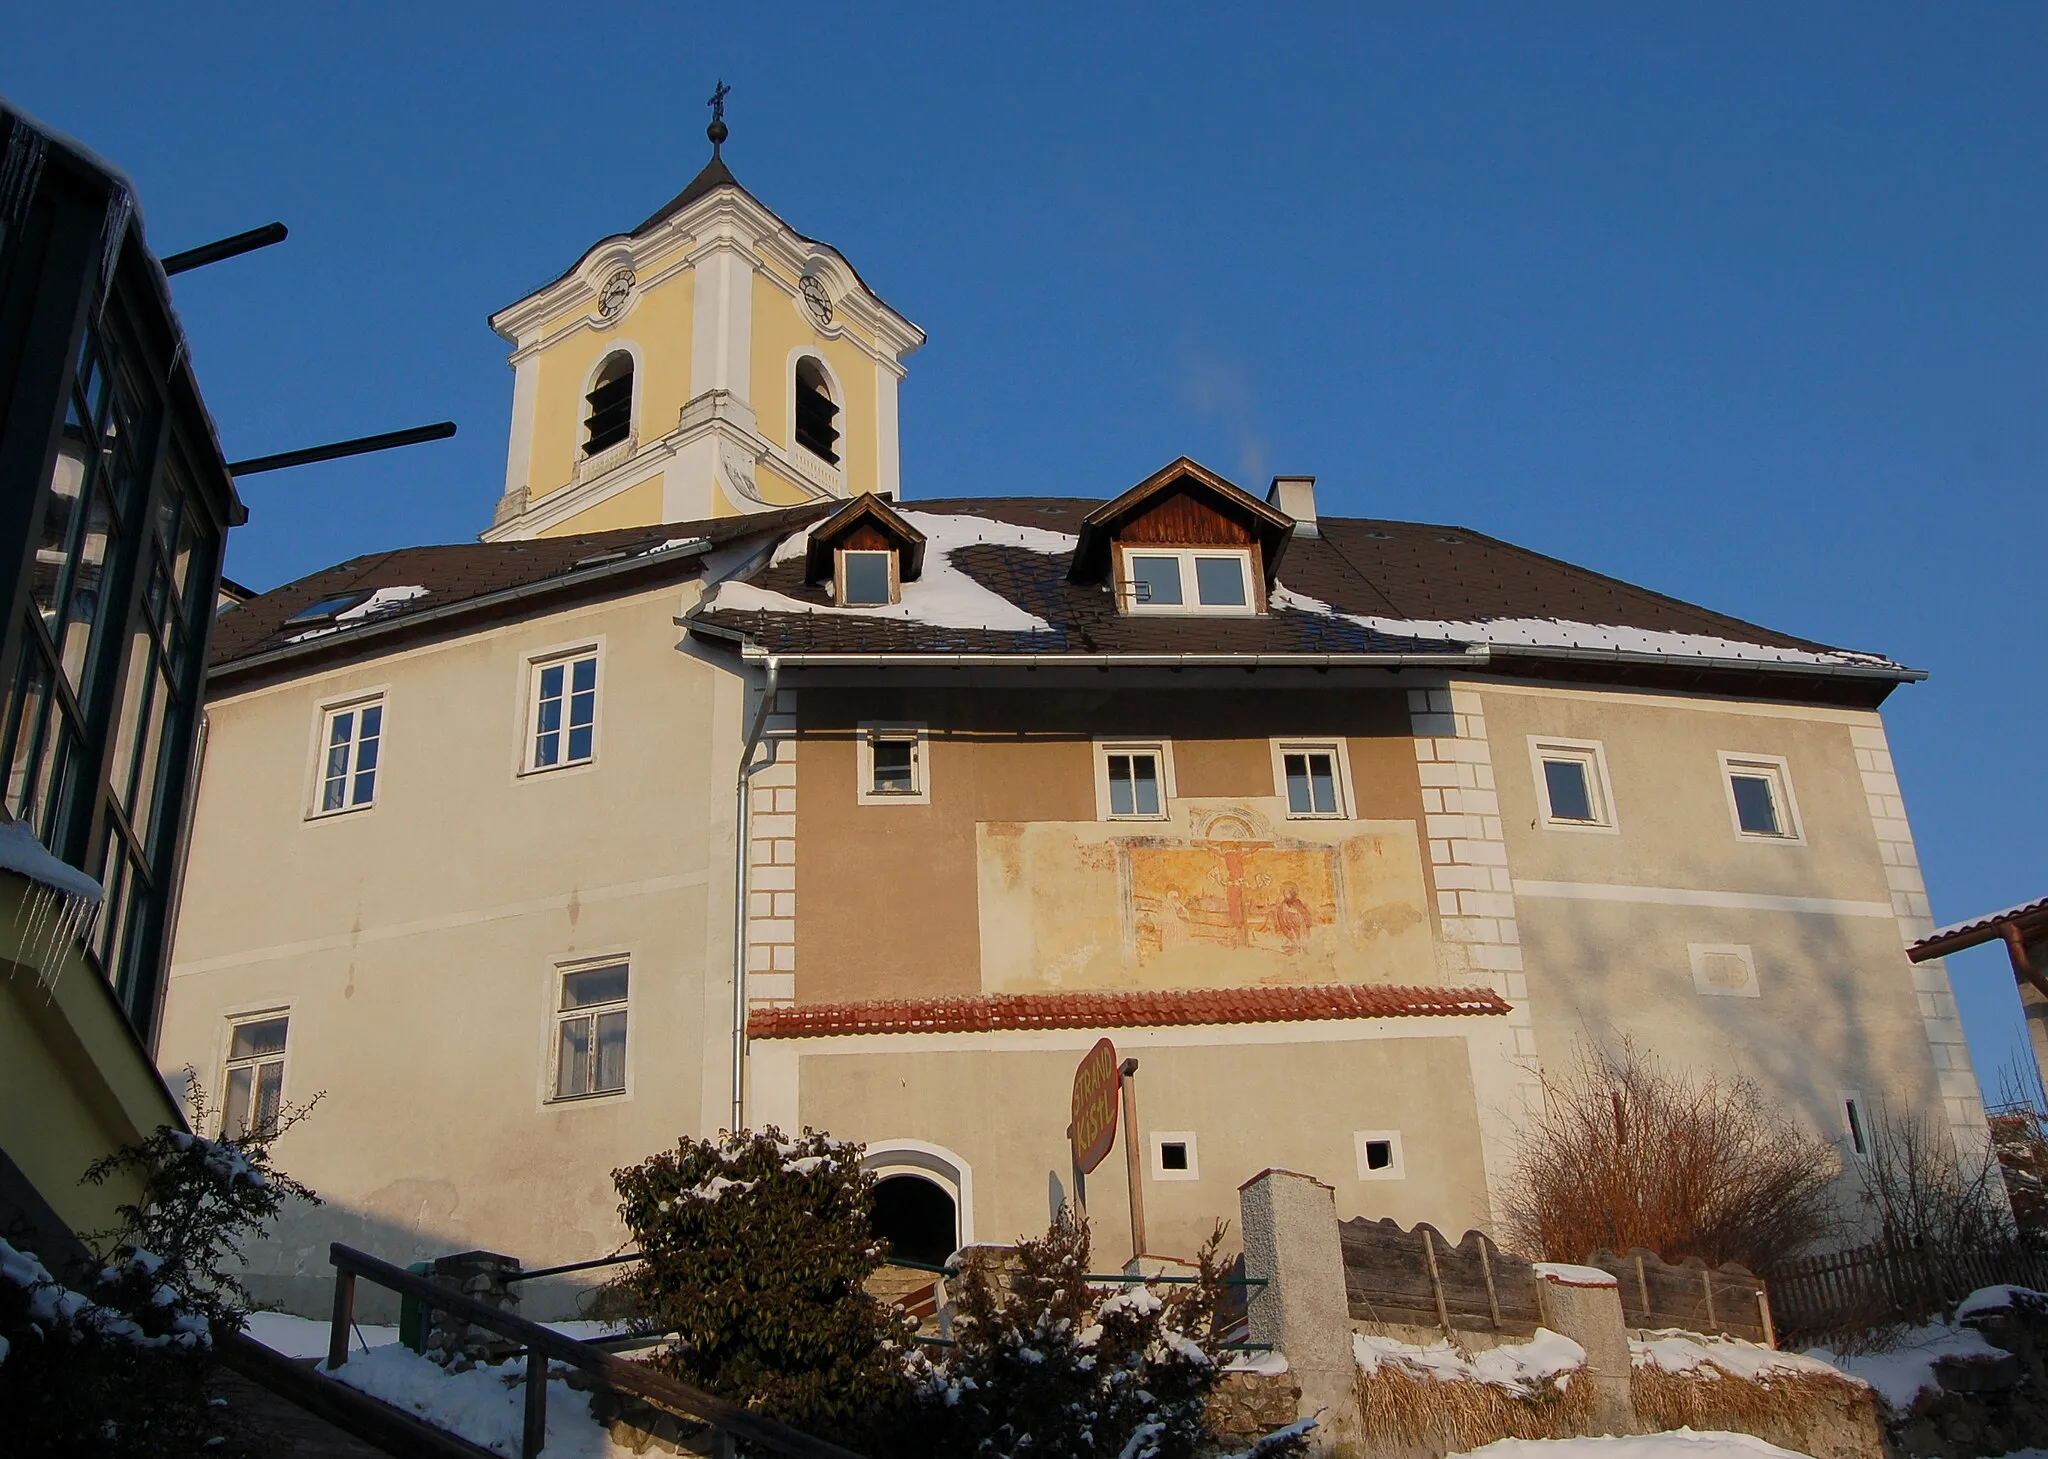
<box><xmin>1474</xmin><ymin>680</ymin><xmax>1961</xmax><ymax>1155</ymax></box>
<box><xmin>749</xmin><ymin>271</ymin><xmax>880</xmax><ymax>497</ymax></box>
<box><xmin>158</xmin><ymin>582</ymin><xmax>749</xmax><ymax>1315</ymax></box>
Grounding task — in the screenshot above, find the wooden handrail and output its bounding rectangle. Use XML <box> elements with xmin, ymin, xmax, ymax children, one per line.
<box><xmin>218</xmin><ymin>1330</ymin><xmax>499</xmax><ymax>1459</ymax></box>
<box><xmin>328</xmin><ymin>1243</ymin><xmax>865</xmax><ymax>1459</ymax></box>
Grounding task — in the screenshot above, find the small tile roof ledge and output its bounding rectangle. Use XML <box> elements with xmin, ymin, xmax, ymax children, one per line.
<box><xmin>747</xmin><ymin>983</ymin><xmax>1511</xmax><ymax>1039</ymax></box>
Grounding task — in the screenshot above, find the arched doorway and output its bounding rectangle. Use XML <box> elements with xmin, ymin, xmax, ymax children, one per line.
<box><xmin>870</xmin><ymin>1174</ymin><xmax>957</xmax><ymax>1267</ymax></box>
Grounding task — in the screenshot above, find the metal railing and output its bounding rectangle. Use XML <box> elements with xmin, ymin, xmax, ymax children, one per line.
<box><xmin>325</xmin><ymin>1242</ymin><xmax>864</xmax><ymax>1459</ymax></box>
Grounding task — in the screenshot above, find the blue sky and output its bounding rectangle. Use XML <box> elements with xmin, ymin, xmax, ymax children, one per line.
<box><xmin>9</xmin><ymin>5</ymin><xmax>2045</xmax><ymax>1094</ymax></box>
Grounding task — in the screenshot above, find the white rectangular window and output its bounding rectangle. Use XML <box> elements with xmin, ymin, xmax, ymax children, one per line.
<box><xmin>857</xmin><ymin>723</ymin><xmax>929</xmax><ymax>805</ymax></box>
<box><xmin>838</xmin><ymin>549</ymin><xmax>894</xmax><ymax>607</ymax></box>
<box><xmin>1720</xmin><ymin>753</ymin><xmax>1802</xmax><ymax>842</ymax></box>
<box><xmin>554</xmin><ymin>962</ymin><xmax>628</xmax><ymax>1100</ymax></box>
<box><xmin>1119</xmin><ymin>548</ymin><xmax>1256</xmax><ymax>615</ymax></box>
<box><xmin>1096</xmin><ymin>742</ymin><xmax>1169</xmax><ymax>820</ymax></box>
<box><xmin>315</xmin><ymin>699</ymin><xmax>383</xmax><ymax>814</ymax></box>
<box><xmin>1528</xmin><ymin>738</ymin><xmax>1616</xmax><ymax>832</ymax></box>
<box><xmin>222</xmin><ymin>1014</ymin><xmax>288</xmax><ymax>1138</ymax></box>
<box><xmin>1271</xmin><ymin>740</ymin><xmax>1352</xmax><ymax>819</ymax></box>
<box><xmin>1355</xmin><ymin>1130</ymin><xmax>1405</xmax><ymax>1181</ymax></box>
<box><xmin>530</xmin><ymin>651</ymin><xmax>598</xmax><ymax>771</ymax></box>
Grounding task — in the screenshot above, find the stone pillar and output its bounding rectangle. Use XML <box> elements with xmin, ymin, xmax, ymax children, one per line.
<box><xmin>1533</xmin><ymin>1263</ymin><xmax>1635</xmax><ymax>1435</ymax></box>
<box><xmin>421</xmin><ymin>1250</ymin><xmax>522</xmax><ymax>1371</ymax></box>
<box><xmin>1239</xmin><ymin>1169</ymin><xmax>1363</xmax><ymax>1454</ymax></box>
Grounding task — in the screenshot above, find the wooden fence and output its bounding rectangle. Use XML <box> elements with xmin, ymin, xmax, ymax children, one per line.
<box><xmin>1767</xmin><ymin>1239</ymin><xmax>2048</xmax><ymax>1346</ymax></box>
<box><xmin>1338</xmin><ymin>1218</ymin><xmax>1768</xmax><ymax>1343</ymax></box>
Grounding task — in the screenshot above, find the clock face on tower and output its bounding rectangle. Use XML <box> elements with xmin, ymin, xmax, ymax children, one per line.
<box><xmin>598</xmin><ymin>269</ymin><xmax>635</xmax><ymax>320</ymax></box>
<box><xmin>800</xmin><ymin>274</ymin><xmax>834</xmax><ymax>328</ymax></box>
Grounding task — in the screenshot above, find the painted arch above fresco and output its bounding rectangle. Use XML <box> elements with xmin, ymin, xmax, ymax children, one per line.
<box><xmin>976</xmin><ymin>801</ymin><xmax>1437</xmax><ymax>994</ymax></box>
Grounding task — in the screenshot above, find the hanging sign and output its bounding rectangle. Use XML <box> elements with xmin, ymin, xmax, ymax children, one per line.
<box><xmin>1070</xmin><ymin>1037</ymin><xmax>1121</xmax><ymax>1174</ymax></box>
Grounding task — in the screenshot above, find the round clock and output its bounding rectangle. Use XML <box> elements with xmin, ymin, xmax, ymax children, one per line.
<box><xmin>598</xmin><ymin>268</ymin><xmax>635</xmax><ymax>321</ymax></box>
<box><xmin>800</xmin><ymin>274</ymin><xmax>834</xmax><ymax>328</ymax></box>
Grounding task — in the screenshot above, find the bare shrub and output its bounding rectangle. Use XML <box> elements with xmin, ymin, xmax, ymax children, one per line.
<box><xmin>1503</xmin><ymin>1041</ymin><xmax>1840</xmax><ymax>1272</ymax></box>
<box><xmin>1854</xmin><ymin>1103</ymin><xmax>2014</xmax><ymax>1251</ymax></box>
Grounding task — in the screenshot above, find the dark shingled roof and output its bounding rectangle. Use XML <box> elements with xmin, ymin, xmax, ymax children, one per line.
<box><xmin>692</xmin><ymin>497</ymin><xmax>1881</xmax><ymax>665</ymax></box>
<box><xmin>210</xmin><ymin>504</ymin><xmax>830</xmax><ymax>671</ymax></box>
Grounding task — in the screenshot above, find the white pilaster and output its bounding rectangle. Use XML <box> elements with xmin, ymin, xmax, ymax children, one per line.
<box><xmin>874</xmin><ymin>361</ymin><xmax>902</xmax><ymax>499</ymax></box>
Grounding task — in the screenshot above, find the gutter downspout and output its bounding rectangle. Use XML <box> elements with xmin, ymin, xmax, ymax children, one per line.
<box><xmin>730</xmin><ymin>652</ymin><xmax>781</xmax><ymax>1133</ymax></box>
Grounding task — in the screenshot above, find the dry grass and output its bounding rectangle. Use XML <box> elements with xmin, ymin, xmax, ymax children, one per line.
<box><xmin>1632</xmin><ymin>1365</ymin><xmax>1879</xmax><ymax>1459</ymax></box>
<box><xmin>1354</xmin><ymin>1364</ymin><xmax>1592</xmax><ymax>1456</ymax></box>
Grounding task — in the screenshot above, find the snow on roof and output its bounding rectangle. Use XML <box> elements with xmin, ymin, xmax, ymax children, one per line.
<box><xmin>1268</xmin><ymin>587</ymin><xmax>1902</xmax><ymax>671</ymax></box>
<box><xmin>1354</xmin><ymin>1327</ymin><xmax>1587</xmax><ymax>1396</ymax></box>
<box><xmin>1916</xmin><ymin>895</ymin><xmax>2048</xmax><ymax>950</ymax></box>
<box><xmin>284</xmin><ymin>585</ymin><xmax>431</xmax><ymax>643</ymax></box>
<box><xmin>0</xmin><ymin>818</ymin><xmax>102</xmax><ymax>902</ymax></box>
<box><xmin>709</xmin><ymin>510</ymin><xmax>1076</xmax><ymax>634</ymax></box>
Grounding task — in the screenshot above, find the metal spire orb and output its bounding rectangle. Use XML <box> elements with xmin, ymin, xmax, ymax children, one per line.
<box><xmin>707</xmin><ymin>79</ymin><xmax>731</xmax><ymax>155</ymax></box>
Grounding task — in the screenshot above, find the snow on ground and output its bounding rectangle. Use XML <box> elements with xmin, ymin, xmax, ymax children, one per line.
<box><xmin>1451</xmin><ymin>1433</ymin><xmax>1811</xmax><ymax>1459</ymax></box>
<box><xmin>1632</xmin><ymin>1331</ymin><xmax>1855</xmax><ymax>1384</ymax></box>
<box><xmin>1223</xmin><ymin>1348</ymin><xmax>1289</xmax><ymax>1376</ymax></box>
<box><xmin>1805</xmin><ymin>1319</ymin><xmax>2006</xmax><ymax>1411</ymax></box>
<box><xmin>1955</xmin><ymin>1285</ymin><xmax>2046</xmax><ymax>1321</ymax></box>
<box><xmin>242</xmin><ymin>1311</ymin><xmax>625</xmax><ymax>1360</ymax></box>
<box><xmin>320</xmin><ymin>1344</ymin><xmax>627</xmax><ymax>1458</ymax></box>
<box><xmin>1355</xmin><ymin>1328</ymin><xmax>1588</xmax><ymax>1396</ymax></box>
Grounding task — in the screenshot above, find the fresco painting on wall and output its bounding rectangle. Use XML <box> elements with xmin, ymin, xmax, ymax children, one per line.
<box><xmin>977</xmin><ymin>801</ymin><xmax>1436</xmax><ymax>994</ymax></box>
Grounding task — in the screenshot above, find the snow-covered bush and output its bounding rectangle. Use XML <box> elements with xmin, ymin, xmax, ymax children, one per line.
<box><xmin>904</xmin><ymin>1211</ymin><xmax>1311</xmax><ymax>1459</ymax></box>
<box><xmin>611</xmin><ymin>1127</ymin><xmax>915</xmax><ymax>1446</ymax></box>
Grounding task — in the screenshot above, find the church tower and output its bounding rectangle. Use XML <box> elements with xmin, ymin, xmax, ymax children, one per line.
<box><xmin>482</xmin><ymin>95</ymin><xmax>924</xmax><ymax>539</ymax></box>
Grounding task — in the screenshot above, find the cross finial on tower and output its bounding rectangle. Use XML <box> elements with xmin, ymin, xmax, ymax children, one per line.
<box><xmin>707</xmin><ymin>79</ymin><xmax>731</xmax><ymax>156</ymax></box>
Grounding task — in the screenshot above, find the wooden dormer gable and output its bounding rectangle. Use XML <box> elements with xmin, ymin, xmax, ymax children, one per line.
<box><xmin>1068</xmin><ymin>457</ymin><xmax>1296</xmax><ymax>611</ymax></box>
<box><xmin>802</xmin><ymin>493</ymin><xmax>926</xmax><ymax>606</ymax></box>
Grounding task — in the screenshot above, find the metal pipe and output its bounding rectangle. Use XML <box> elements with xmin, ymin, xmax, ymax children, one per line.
<box><xmin>1119</xmin><ymin>1057</ymin><xmax>1145</xmax><ymax>1265</ymax></box>
<box><xmin>730</xmin><ymin>653</ymin><xmax>781</xmax><ymax>1133</ymax></box>
<box><xmin>228</xmin><ymin>421</ymin><xmax>456</xmax><ymax>476</ymax></box>
<box><xmin>161</xmin><ymin>222</ymin><xmax>288</xmax><ymax>276</ymax></box>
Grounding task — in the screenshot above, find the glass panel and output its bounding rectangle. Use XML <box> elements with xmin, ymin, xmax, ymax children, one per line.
<box><xmin>567</xmin><ymin>656</ymin><xmax>596</xmax><ymax>762</ymax></box>
<box><xmin>33</xmin><ymin>439</ymin><xmax>90</xmax><ymax>630</ymax></box>
<box><xmin>252</xmin><ymin>1061</ymin><xmax>284</xmax><ymax>1136</ymax></box>
<box><xmin>1194</xmin><ymin>555</ymin><xmax>1248</xmax><ymax>606</ymax></box>
<box><xmin>871</xmin><ymin>739</ymin><xmax>914</xmax><ymax>794</ymax></box>
<box><xmin>58</xmin><ymin>488</ymin><xmax>114</xmax><ymax>694</ymax></box>
<box><xmin>321</xmin><ymin>711</ymin><xmax>353</xmax><ymax>812</ymax></box>
<box><xmin>3</xmin><ymin>645</ymin><xmax>52</xmax><ymax>822</ymax></box>
<box><xmin>1131</xmin><ymin>754</ymin><xmax>1161</xmax><ymax>815</ymax></box>
<box><xmin>1284</xmin><ymin>753</ymin><xmax>1312</xmax><ymax>814</ymax></box>
<box><xmin>1108</xmin><ymin>755</ymin><xmax>1134</xmax><ymax>816</ymax></box>
<box><xmin>223</xmin><ymin>1066</ymin><xmax>254</xmax><ymax>1139</ymax></box>
<box><xmin>351</xmin><ymin>705</ymin><xmax>381</xmax><ymax>806</ymax></box>
<box><xmin>571</xmin><ymin>656</ymin><xmax>596</xmax><ymax>694</ymax></box>
<box><xmin>562</xmin><ymin>964</ymin><xmax>629</xmax><ymax>1009</ymax></box>
<box><xmin>1544</xmin><ymin>759</ymin><xmax>1595</xmax><ymax>822</ymax></box>
<box><xmin>132</xmin><ymin>662</ymin><xmax>174</xmax><ymax>843</ymax></box>
<box><xmin>555</xmin><ymin>1015</ymin><xmax>590</xmax><ymax>1098</ymax></box>
<box><xmin>841</xmin><ymin>552</ymin><xmax>891</xmax><ymax>606</ymax></box>
<box><xmin>229</xmin><ymin>1017</ymin><xmax>289</xmax><ymax>1060</ymax></box>
<box><xmin>1307</xmin><ymin>754</ymin><xmax>1337</xmax><ymax>813</ymax></box>
<box><xmin>1128</xmin><ymin>555</ymin><xmax>1182</xmax><ymax>606</ymax></box>
<box><xmin>108</xmin><ymin>627</ymin><xmax>156</xmax><ymax>813</ymax></box>
<box><xmin>1731</xmin><ymin>774</ymin><xmax>1780</xmax><ymax>835</ymax></box>
<box><xmin>594</xmin><ymin>1009</ymin><xmax>627</xmax><ymax>1092</ymax></box>
<box><xmin>535</xmin><ymin>664</ymin><xmax>564</xmax><ymax>766</ymax></box>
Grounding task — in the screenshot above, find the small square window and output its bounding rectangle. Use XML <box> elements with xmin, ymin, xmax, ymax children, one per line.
<box><xmin>840</xmin><ymin>550</ymin><xmax>893</xmax><ymax>607</ymax></box>
<box><xmin>857</xmin><ymin>723</ymin><xmax>929</xmax><ymax>805</ymax></box>
<box><xmin>314</xmin><ymin>698</ymin><xmax>383</xmax><ymax>815</ymax></box>
<box><xmin>1720</xmin><ymin>754</ymin><xmax>1801</xmax><ymax>842</ymax></box>
<box><xmin>223</xmin><ymin>1014</ymin><xmax>288</xmax><ymax>1139</ymax></box>
<box><xmin>1150</xmin><ymin>1131</ymin><xmax>1199</xmax><ymax>1181</ymax></box>
<box><xmin>1355</xmin><ymin>1129</ymin><xmax>1405</xmax><ymax>1181</ymax></box>
<box><xmin>1275</xmin><ymin>742</ymin><xmax>1348</xmax><ymax>818</ymax></box>
<box><xmin>1107</xmin><ymin>751</ymin><xmax>1163</xmax><ymax>818</ymax></box>
<box><xmin>1529</xmin><ymin>738</ymin><xmax>1615</xmax><ymax>832</ymax></box>
<box><xmin>554</xmin><ymin>963</ymin><xmax>628</xmax><ymax>1101</ymax></box>
<box><xmin>529</xmin><ymin>651</ymin><xmax>598</xmax><ymax>771</ymax></box>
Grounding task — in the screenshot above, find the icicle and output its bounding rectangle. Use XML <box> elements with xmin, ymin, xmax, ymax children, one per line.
<box><xmin>96</xmin><ymin>186</ymin><xmax>133</xmax><ymax>315</ymax></box>
<box><xmin>0</xmin><ymin>121</ymin><xmax>48</xmax><ymax>237</ymax></box>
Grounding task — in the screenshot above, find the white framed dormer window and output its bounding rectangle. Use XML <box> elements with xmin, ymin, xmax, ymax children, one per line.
<box><xmin>553</xmin><ymin>961</ymin><xmax>629</xmax><ymax>1101</ymax></box>
<box><xmin>1270</xmin><ymin>740</ymin><xmax>1357</xmax><ymax>819</ymax></box>
<box><xmin>527</xmin><ymin>650</ymin><xmax>599</xmax><ymax>772</ymax></box>
<box><xmin>222</xmin><ymin>1012</ymin><xmax>288</xmax><ymax>1138</ymax></box>
<box><xmin>857</xmin><ymin>723</ymin><xmax>930</xmax><ymax>805</ymax></box>
<box><xmin>312</xmin><ymin>696</ymin><xmax>383</xmax><ymax>816</ymax></box>
<box><xmin>1094</xmin><ymin>740</ymin><xmax>1175</xmax><ymax>821</ymax></box>
<box><xmin>1355</xmin><ymin>1130</ymin><xmax>1405</xmax><ymax>1181</ymax></box>
<box><xmin>1529</xmin><ymin>737</ymin><xmax>1618</xmax><ymax>833</ymax></box>
<box><xmin>1150</xmin><ymin>1131</ymin><xmax>1200</xmax><ymax>1182</ymax></box>
<box><xmin>1720</xmin><ymin>752</ymin><xmax>1803</xmax><ymax>843</ymax></box>
<box><xmin>837</xmin><ymin>549</ymin><xmax>896</xmax><ymax>607</ymax></box>
<box><xmin>1118</xmin><ymin>547</ymin><xmax>1257</xmax><ymax>616</ymax></box>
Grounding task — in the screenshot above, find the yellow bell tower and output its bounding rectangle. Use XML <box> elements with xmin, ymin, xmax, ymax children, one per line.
<box><xmin>482</xmin><ymin>94</ymin><xmax>924</xmax><ymax>539</ymax></box>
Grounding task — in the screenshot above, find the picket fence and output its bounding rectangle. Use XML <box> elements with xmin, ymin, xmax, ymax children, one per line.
<box><xmin>1767</xmin><ymin>1239</ymin><xmax>2048</xmax><ymax>1345</ymax></box>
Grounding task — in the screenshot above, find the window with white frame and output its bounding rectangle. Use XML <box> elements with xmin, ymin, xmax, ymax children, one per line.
<box><xmin>1150</xmin><ymin>1131</ymin><xmax>1200</xmax><ymax>1181</ymax></box>
<box><xmin>529</xmin><ymin>651</ymin><xmax>598</xmax><ymax>771</ymax></box>
<box><xmin>1274</xmin><ymin>741</ymin><xmax>1349</xmax><ymax>818</ymax></box>
<box><xmin>553</xmin><ymin>962</ymin><xmax>628</xmax><ymax>1100</ymax></box>
<box><xmin>1721</xmin><ymin>753</ymin><xmax>1801</xmax><ymax>841</ymax></box>
<box><xmin>857</xmin><ymin>723</ymin><xmax>929</xmax><ymax>805</ymax></box>
<box><xmin>1098</xmin><ymin>742</ymin><xmax>1170</xmax><ymax>820</ymax></box>
<box><xmin>1355</xmin><ymin>1130</ymin><xmax>1405</xmax><ymax>1181</ymax></box>
<box><xmin>838</xmin><ymin>549</ymin><xmax>894</xmax><ymax>607</ymax></box>
<box><xmin>315</xmin><ymin>698</ymin><xmax>383</xmax><ymax>814</ymax></box>
<box><xmin>1118</xmin><ymin>547</ymin><xmax>1256</xmax><ymax>615</ymax></box>
<box><xmin>222</xmin><ymin>1014</ymin><xmax>288</xmax><ymax>1138</ymax></box>
<box><xmin>1529</xmin><ymin>737</ymin><xmax>1616</xmax><ymax>831</ymax></box>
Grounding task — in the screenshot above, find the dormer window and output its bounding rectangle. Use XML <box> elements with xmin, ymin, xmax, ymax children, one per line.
<box><xmin>838</xmin><ymin>549</ymin><xmax>894</xmax><ymax>606</ymax></box>
<box><xmin>583</xmin><ymin>353</ymin><xmax>633</xmax><ymax>457</ymax></box>
<box><xmin>794</xmin><ymin>356</ymin><xmax>840</xmax><ymax>466</ymax></box>
<box><xmin>1119</xmin><ymin>547</ymin><xmax>1255</xmax><ymax>616</ymax></box>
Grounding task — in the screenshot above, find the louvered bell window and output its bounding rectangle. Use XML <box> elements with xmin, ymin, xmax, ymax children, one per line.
<box><xmin>582</xmin><ymin>355</ymin><xmax>633</xmax><ymax>457</ymax></box>
<box><xmin>794</xmin><ymin>357</ymin><xmax>840</xmax><ymax>465</ymax></box>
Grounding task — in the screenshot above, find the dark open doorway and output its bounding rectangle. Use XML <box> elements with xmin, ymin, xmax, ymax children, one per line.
<box><xmin>870</xmin><ymin>1174</ymin><xmax>957</xmax><ymax>1266</ymax></box>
